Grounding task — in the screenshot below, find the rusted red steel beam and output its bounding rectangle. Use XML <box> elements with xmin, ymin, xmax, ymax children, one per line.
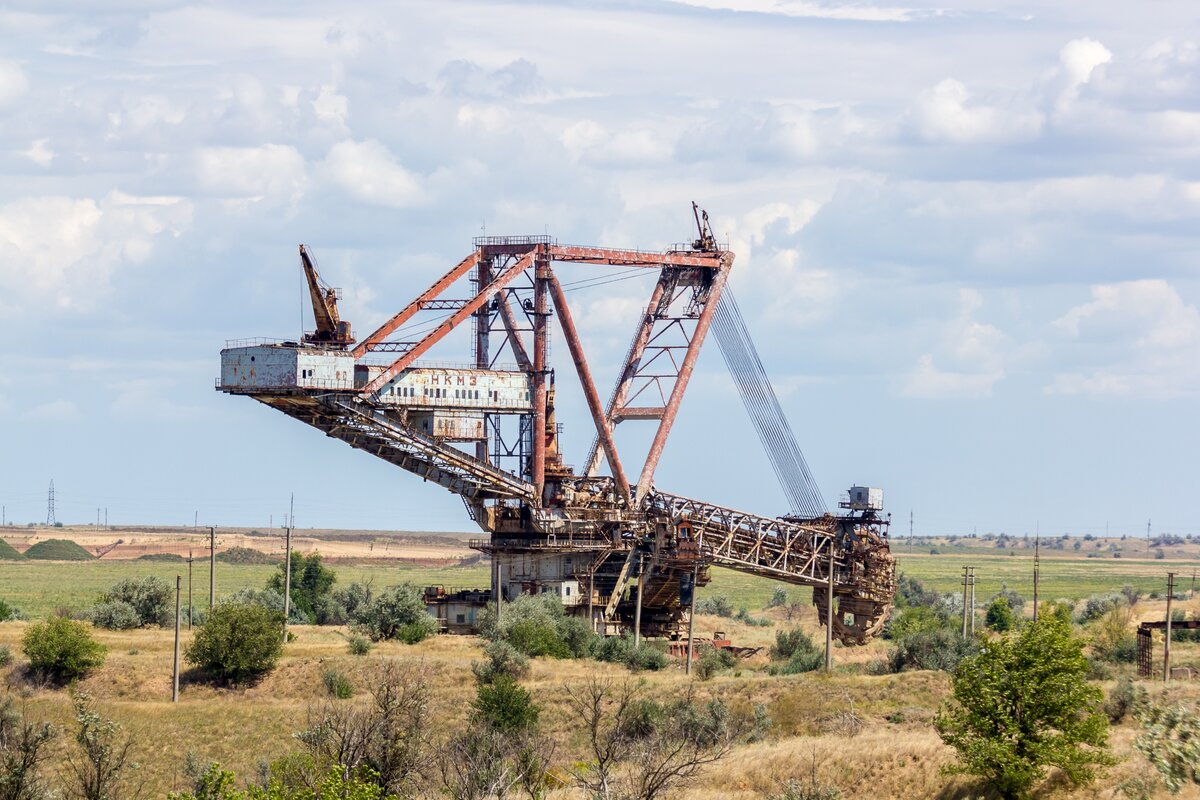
<box><xmin>350</xmin><ymin>251</ymin><xmax>481</xmax><ymax>358</ymax></box>
<box><xmin>546</xmin><ymin>269</ymin><xmax>634</xmax><ymax>507</ymax></box>
<box><xmin>496</xmin><ymin>289</ymin><xmax>533</xmax><ymax>372</ymax></box>
<box><xmin>360</xmin><ymin>253</ymin><xmax>535</xmax><ymax>396</ymax></box>
<box><xmin>531</xmin><ymin>247</ymin><xmax>550</xmax><ymax>502</ymax></box>
<box><xmin>550</xmin><ymin>245</ymin><xmax>724</xmax><ymax>269</ymax></box>
<box><xmin>584</xmin><ymin>275</ymin><xmax>669</xmax><ymax>476</ymax></box>
<box><xmin>634</xmin><ymin>253</ymin><xmax>734</xmax><ymax>502</ymax></box>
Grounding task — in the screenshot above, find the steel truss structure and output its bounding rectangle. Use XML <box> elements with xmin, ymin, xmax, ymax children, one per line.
<box><xmin>219</xmin><ymin>216</ymin><xmax>895</xmax><ymax>644</ymax></box>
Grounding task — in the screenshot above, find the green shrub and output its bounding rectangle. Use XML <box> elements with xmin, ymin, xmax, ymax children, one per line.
<box><xmin>346</xmin><ymin>633</ymin><xmax>373</xmax><ymax>656</ymax></box>
<box><xmin>769</xmin><ymin>628</ymin><xmax>823</xmax><ymax>674</ymax></box>
<box><xmin>885</xmin><ymin>606</ymin><xmax>947</xmax><ymax>640</ymax></box>
<box><xmin>1105</xmin><ymin>676</ymin><xmax>1142</xmax><ymax>723</ymax></box>
<box><xmin>0</xmin><ymin>644</ymin><xmax>11</xmax><ymax>666</ymax></box>
<box><xmin>695</xmin><ymin>644</ymin><xmax>736</xmax><ymax>680</ymax></box>
<box><xmin>100</xmin><ymin>576</ymin><xmax>174</xmax><ymax>627</ymax></box>
<box><xmin>695</xmin><ymin>595</ymin><xmax>735</xmax><ymax>618</ymax></box>
<box><xmin>89</xmin><ymin>600</ymin><xmax>142</xmax><ymax>630</ymax></box>
<box><xmin>625</xmin><ymin>641</ymin><xmax>669</xmax><ymax>672</ymax></box>
<box><xmin>1077</xmin><ymin>593</ymin><xmax>1123</xmax><ymax>624</ymax></box>
<box><xmin>322</xmin><ymin>668</ymin><xmax>353</xmax><ymax>699</ymax></box>
<box><xmin>769</xmin><ymin>777</ymin><xmax>842</xmax><ymax>800</ymax></box>
<box><xmin>350</xmin><ymin>584</ymin><xmax>437</xmax><ymax>643</ymax></box>
<box><xmin>472</xmin><ymin>674</ymin><xmax>539</xmax><ymax>732</ymax></box>
<box><xmin>767</xmin><ymin>587</ymin><xmax>789</xmax><ymax>608</ymax></box>
<box><xmin>185</xmin><ymin>602</ymin><xmax>283</xmax><ymax>682</ymax></box>
<box><xmin>1134</xmin><ymin>699</ymin><xmax>1200</xmax><ymax>793</ymax></box>
<box><xmin>507</xmin><ymin>619</ymin><xmax>571</xmax><ymax>658</ymax></box>
<box><xmin>267</xmin><ymin>552</ymin><xmax>337</xmax><ymax>624</ymax></box>
<box><xmin>472</xmin><ymin>640</ymin><xmax>531</xmax><ymax>683</ymax></box>
<box><xmin>985</xmin><ymin>597</ymin><xmax>1016</xmax><ymax>632</ymax></box>
<box><xmin>227</xmin><ymin>588</ymin><xmax>307</xmax><ymax>626</ymax></box>
<box><xmin>0</xmin><ymin>598</ymin><xmax>22</xmax><ymax>621</ymax></box>
<box><xmin>735</xmin><ymin>607</ymin><xmax>771</xmax><ymax>627</ymax></box>
<box><xmin>888</xmin><ymin>629</ymin><xmax>978</xmax><ymax>673</ymax></box>
<box><xmin>23</xmin><ymin>616</ymin><xmax>106</xmax><ymax>681</ymax></box>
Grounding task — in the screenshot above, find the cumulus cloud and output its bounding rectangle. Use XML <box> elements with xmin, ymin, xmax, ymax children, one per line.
<box><xmin>899</xmin><ymin>289</ymin><xmax>1008</xmax><ymax>398</ymax></box>
<box><xmin>320</xmin><ymin>139</ymin><xmax>423</xmax><ymax>208</ymax></box>
<box><xmin>21</xmin><ymin>139</ymin><xmax>53</xmax><ymax>167</ymax></box>
<box><xmin>0</xmin><ymin>191</ymin><xmax>192</xmax><ymax>313</ymax></box>
<box><xmin>0</xmin><ymin>60</ymin><xmax>28</xmax><ymax>109</ymax></box>
<box><xmin>560</xmin><ymin>121</ymin><xmax>672</xmax><ymax>168</ymax></box>
<box><xmin>909</xmin><ymin>79</ymin><xmax>1043</xmax><ymax>144</ymax></box>
<box><xmin>1047</xmin><ymin>280</ymin><xmax>1200</xmax><ymax>397</ymax></box>
<box><xmin>196</xmin><ymin>144</ymin><xmax>307</xmax><ymax>207</ymax></box>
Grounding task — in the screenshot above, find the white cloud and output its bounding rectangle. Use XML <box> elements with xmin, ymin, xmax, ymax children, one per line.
<box><xmin>561</xmin><ymin>120</ymin><xmax>672</xmax><ymax>167</ymax></box>
<box><xmin>321</xmin><ymin>139</ymin><xmax>423</xmax><ymax>208</ymax></box>
<box><xmin>196</xmin><ymin>144</ymin><xmax>307</xmax><ymax>206</ymax></box>
<box><xmin>1055</xmin><ymin>37</ymin><xmax>1113</xmax><ymax>113</ymax></box>
<box><xmin>0</xmin><ymin>191</ymin><xmax>192</xmax><ymax>313</ymax></box>
<box><xmin>668</xmin><ymin>0</ymin><xmax>926</xmax><ymax>22</ymax></box>
<box><xmin>25</xmin><ymin>400</ymin><xmax>80</xmax><ymax>422</ymax></box>
<box><xmin>900</xmin><ymin>289</ymin><xmax>1008</xmax><ymax>398</ymax></box>
<box><xmin>910</xmin><ymin>78</ymin><xmax>1043</xmax><ymax>144</ymax></box>
<box><xmin>21</xmin><ymin>139</ymin><xmax>54</xmax><ymax>167</ymax></box>
<box><xmin>1048</xmin><ymin>280</ymin><xmax>1200</xmax><ymax>397</ymax></box>
<box><xmin>0</xmin><ymin>60</ymin><xmax>28</xmax><ymax>109</ymax></box>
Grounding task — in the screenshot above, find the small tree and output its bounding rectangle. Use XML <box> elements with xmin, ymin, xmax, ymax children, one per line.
<box><xmin>65</xmin><ymin>693</ymin><xmax>138</xmax><ymax>800</ymax></box>
<box><xmin>935</xmin><ymin>615</ymin><xmax>1115</xmax><ymax>799</ymax></box>
<box><xmin>472</xmin><ymin>675</ymin><xmax>538</xmax><ymax>733</ymax></box>
<box><xmin>267</xmin><ymin>552</ymin><xmax>337</xmax><ymax>624</ymax></box>
<box><xmin>350</xmin><ymin>584</ymin><xmax>437</xmax><ymax>644</ymax></box>
<box><xmin>0</xmin><ymin>692</ymin><xmax>57</xmax><ymax>800</ymax></box>
<box><xmin>185</xmin><ymin>603</ymin><xmax>283</xmax><ymax>683</ymax></box>
<box><xmin>984</xmin><ymin>597</ymin><xmax>1015</xmax><ymax>632</ymax></box>
<box><xmin>98</xmin><ymin>577</ymin><xmax>173</xmax><ymax>627</ymax></box>
<box><xmin>22</xmin><ymin>617</ymin><xmax>106</xmax><ymax>682</ymax></box>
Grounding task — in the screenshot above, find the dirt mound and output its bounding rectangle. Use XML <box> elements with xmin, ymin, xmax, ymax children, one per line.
<box><xmin>23</xmin><ymin>538</ymin><xmax>95</xmax><ymax>561</ymax></box>
<box><xmin>216</xmin><ymin>546</ymin><xmax>280</xmax><ymax>565</ymax></box>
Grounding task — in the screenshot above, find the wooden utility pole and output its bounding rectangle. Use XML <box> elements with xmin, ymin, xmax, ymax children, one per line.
<box><xmin>172</xmin><ymin>575</ymin><xmax>181</xmax><ymax>703</ymax></box>
<box><xmin>186</xmin><ymin>550</ymin><xmax>194</xmax><ymax>630</ymax></box>
<box><xmin>685</xmin><ymin>561</ymin><xmax>698</xmax><ymax>676</ymax></box>
<box><xmin>208</xmin><ymin>526</ymin><xmax>215</xmax><ymax>610</ymax></box>
<box><xmin>1165</xmin><ymin>572</ymin><xmax>1176</xmax><ymax>683</ymax></box>
<box><xmin>588</xmin><ymin>569</ymin><xmax>595</xmax><ymax>634</ymax></box>
<box><xmin>1032</xmin><ymin>535</ymin><xmax>1040</xmax><ymax>622</ymax></box>
<box><xmin>633</xmin><ymin>554</ymin><xmax>645</xmax><ymax>647</ymax></box>
<box><xmin>824</xmin><ymin>546</ymin><xmax>834</xmax><ymax>672</ymax></box>
<box><xmin>495</xmin><ymin>562</ymin><xmax>504</xmax><ymax>628</ymax></box>
<box><xmin>283</xmin><ymin>526</ymin><xmax>292</xmax><ymax>639</ymax></box>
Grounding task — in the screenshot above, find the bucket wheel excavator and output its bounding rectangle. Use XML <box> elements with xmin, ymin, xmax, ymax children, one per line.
<box><xmin>217</xmin><ymin>206</ymin><xmax>896</xmax><ymax>644</ymax></box>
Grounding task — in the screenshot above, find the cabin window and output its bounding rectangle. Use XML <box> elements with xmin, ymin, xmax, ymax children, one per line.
<box><xmin>456</xmin><ymin>614</ymin><xmax>465</xmax><ymax>624</ymax></box>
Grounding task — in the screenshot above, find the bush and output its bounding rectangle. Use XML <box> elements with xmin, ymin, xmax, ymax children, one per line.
<box><xmin>1134</xmin><ymin>698</ymin><xmax>1200</xmax><ymax>793</ymax></box>
<box><xmin>1077</xmin><ymin>593</ymin><xmax>1123</xmax><ymax>624</ymax></box>
<box><xmin>185</xmin><ymin>602</ymin><xmax>283</xmax><ymax>682</ymax></box>
<box><xmin>769</xmin><ymin>628</ymin><xmax>823</xmax><ymax>674</ymax></box>
<box><xmin>267</xmin><ymin>551</ymin><xmax>337</xmax><ymax>624</ymax></box>
<box><xmin>322</xmin><ymin>668</ymin><xmax>354</xmax><ymax>699</ymax></box>
<box><xmin>1105</xmin><ymin>676</ymin><xmax>1142</xmax><ymax>723</ymax></box>
<box><xmin>350</xmin><ymin>584</ymin><xmax>437</xmax><ymax>643</ymax></box>
<box><xmin>89</xmin><ymin>600</ymin><xmax>142</xmax><ymax>631</ymax></box>
<box><xmin>480</xmin><ymin>593</ymin><xmax>599</xmax><ymax>660</ymax></box>
<box><xmin>985</xmin><ymin>597</ymin><xmax>1016</xmax><ymax>632</ymax></box>
<box><xmin>0</xmin><ymin>598</ymin><xmax>21</xmax><ymax>621</ymax></box>
<box><xmin>695</xmin><ymin>644</ymin><xmax>736</xmax><ymax>680</ymax></box>
<box><xmin>472</xmin><ymin>674</ymin><xmax>539</xmax><ymax>732</ymax></box>
<box><xmin>507</xmin><ymin>619</ymin><xmax>571</xmax><ymax>658</ymax></box>
<box><xmin>767</xmin><ymin>587</ymin><xmax>789</xmax><ymax>608</ymax></box>
<box><xmin>0</xmin><ymin>644</ymin><xmax>11</xmax><ymax>666</ymax></box>
<box><xmin>228</xmin><ymin>588</ymin><xmax>307</xmax><ymax>626</ymax></box>
<box><xmin>1090</xmin><ymin>605</ymin><xmax>1137</xmax><ymax>663</ymax></box>
<box><xmin>472</xmin><ymin>640</ymin><xmax>531</xmax><ymax>683</ymax></box>
<box><xmin>695</xmin><ymin>595</ymin><xmax>734</xmax><ymax>618</ymax></box>
<box><xmin>735</xmin><ymin>607</ymin><xmax>771</xmax><ymax>627</ymax></box>
<box><xmin>625</xmin><ymin>641</ymin><xmax>669</xmax><ymax>672</ymax></box>
<box><xmin>23</xmin><ymin>617</ymin><xmax>106</xmax><ymax>681</ymax></box>
<box><xmin>895</xmin><ymin>574</ymin><xmax>940</xmax><ymax>609</ymax></box>
<box><xmin>346</xmin><ymin>633</ymin><xmax>373</xmax><ymax>656</ymax></box>
<box><xmin>888</xmin><ymin>629</ymin><xmax>978</xmax><ymax>673</ymax></box>
<box><xmin>109</xmin><ymin>575</ymin><xmax>171</xmax><ymax>621</ymax></box>
<box><xmin>769</xmin><ymin>777</ymin><xmax>842</xmax><ymax>800</ymax></box>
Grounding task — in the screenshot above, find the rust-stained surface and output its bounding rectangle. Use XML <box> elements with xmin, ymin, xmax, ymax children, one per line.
<box><xmin>217</xmin><ymin>212</ymin><xmax>896</xmax><ymax>643</ymax></box>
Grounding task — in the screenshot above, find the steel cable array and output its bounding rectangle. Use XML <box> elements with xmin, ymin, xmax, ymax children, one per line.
<box><xmin>712</xmin><ymin>288</ymin><xmax>826</xmax><ymax>517</ymax></box>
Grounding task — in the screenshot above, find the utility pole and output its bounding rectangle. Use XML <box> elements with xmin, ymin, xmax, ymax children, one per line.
<box><xmin>104</xmin><ymin>508</ymin><xmax>107</xmax><ymax>528</ymax></box>
<box><xmin>633</xmin><ymin>554</ymin><xmax>644</xmax><ymax>647</ymax></box>
<box><xmin>1032</xmin><ymin>534</ymin><xmax>1041</xmax><ymax>622</ymax></box>
<box><xmin>208</xmin><ymin>526</ymin><xmax>215</xmax><ymax>611</ymax></box>
<box><xmin>194</xmin><ymin>510</ymin><xmax>198</xmax><ymax>528</ymax></box>
<box><xmin>825</xmin><ymin>546</ymin><xmax>835</xmax><ymax>672</ymax></box>
<box><xmin>1147</xmin><ymin>519</ymin><xmax>1152</xmax><ymax>541</ymax></box>
<box><xmin>968</xmin><ymin>567</ymin><xmax>976</xmax><ymax>636</ymax></box>
<box><xmin>186</xmin><ymin>550</ymin><xmax>194</xmax><ymax>629</ymax></box>
<box><xmin>909</xmin><ymin>510</ymin><xmax>913</xmax><ymax>552</ymax></box>
<box><xmin>283</xmin><ymin>526</ymin><xmax>292</xmax><ymax>639</ymax></box>
<box><xmin>172</xmin><ymin>575</ymin><xmax>181</xmax><ymax>703</ymax></box>
<box><xmin>495</xmin><ymin>562</ymin><xmax>503</xmax><ymax>629</ymax></box>
<box><xmin>961</xmin><ymin>566</ymin><xmax>970</xmax><ymax>637</ymax></box>
<box><xmin>588</xmin><ymin>568</ymin><xmax>595</xmax><ymax>633</ymax></box>
<box><xmin>1165</xmin><ymin>572</ymin><xmax>1176</xmax><ymax>683</ymax></box>
<box><xmin>289</xmin><ymin>493</ymin><xmax>295</xmax><ymax>528</ymax></box>
<box><xmin>685</xmin><ymin>560</ymin><xmax>698</xmax><ymax>676</ymax></box>
<box><xmin>1191</xmin><ymin>570</ymin><xmax>1196</xmax><ymax>599</ymax></box>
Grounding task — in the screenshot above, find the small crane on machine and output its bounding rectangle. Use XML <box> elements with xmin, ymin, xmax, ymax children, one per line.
<box><xmin>218</xmin><ymin>207</ymin><xmax>896</xmax><ymax>644</ymax></box>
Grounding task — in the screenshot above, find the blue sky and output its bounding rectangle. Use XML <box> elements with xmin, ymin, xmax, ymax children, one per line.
<box><xmin>1</xmin><ymin>0</ymin><xmax>1197</xmax><ymax>537</ymax></box>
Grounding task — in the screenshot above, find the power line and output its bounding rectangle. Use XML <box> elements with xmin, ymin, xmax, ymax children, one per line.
<box><xmin>46</xmin><ymin>480</ymin><xmax>56</xmax><ymax>526</ymax></box>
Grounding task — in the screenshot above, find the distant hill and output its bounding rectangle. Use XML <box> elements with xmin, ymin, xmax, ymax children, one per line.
<box><xmin>216</xmin><ymin>546</ymin><xmax>280</xmax><ymax>565</ymax></box>
<box><xmin>0</xmin><ymin>539</ymin><xmax>23</xmax><ymax>560</ymax></box>
<box><xmin>23</xmin><ymin>538</ymin><xmax>96</xmax><ymax>561</ymax></box>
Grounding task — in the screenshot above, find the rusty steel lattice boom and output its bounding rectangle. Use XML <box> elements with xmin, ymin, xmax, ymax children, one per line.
<box><xmin>217</xmin><ymin>210</ymin><xmax>895</xmax><ymax>643</ymax></box>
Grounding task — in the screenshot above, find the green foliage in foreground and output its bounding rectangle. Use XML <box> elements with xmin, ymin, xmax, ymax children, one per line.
<box><xmin>22</xmin><ymin>617</ymin><xmax>106</xmax><ymax>681</ymax></box>
<box><xmin>1134</xmin><ymin>699</ymin><xmax>1200</xmax><ymax>794</ymax></box>
<box><xmin>935</xmin><ymin>615</ymin><xmax>1115</xmax><ymax>800</ymax></box>
<box><xmin>169</xmin><ymin>764</ymin><xmax>397</xmax><ymax>799</ymax></box>
<box><xmin>185</xmin><ymin>602</ymin><xmax>283</xmax><ymax>682</ymax></box>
